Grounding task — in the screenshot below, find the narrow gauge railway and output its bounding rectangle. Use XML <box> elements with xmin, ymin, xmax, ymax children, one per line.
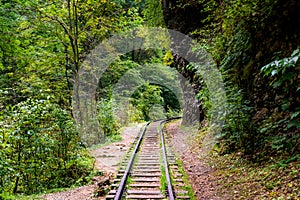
<box><xmin>106</xmin><ymin>119</ymin><xmax>191</xmax><ymax>200</ymax></box>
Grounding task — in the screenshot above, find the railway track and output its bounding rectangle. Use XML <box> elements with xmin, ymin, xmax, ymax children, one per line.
<box><xmin>106</xmin><ymin>119</ymin><xmax>192</xmax><ymax>200</ymax></box>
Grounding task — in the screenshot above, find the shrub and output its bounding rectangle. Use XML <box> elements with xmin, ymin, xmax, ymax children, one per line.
<box><xmin>0</xmin><ymin>99</ymin><xmax>93</xmax><ymax>195</ymax></box>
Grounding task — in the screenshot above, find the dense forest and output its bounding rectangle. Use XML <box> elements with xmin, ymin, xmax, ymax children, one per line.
<box><xmin>163</xmin><ymin>0</ymin><xmax>300</xmax><ymax>156</ymax></box>
<box><xmin>0</xmin><ymin>0</ymin><xmax>299</xmax><ymax>199</ymax></box>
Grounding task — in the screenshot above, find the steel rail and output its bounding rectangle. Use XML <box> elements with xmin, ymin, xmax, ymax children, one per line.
<box><xmin>113</xmin><ymin>116</ymin><xmax>181</xmax><ymax>200</ymax></box>
<box><xmin>160</xmin><ymin>119</ymin><xmax>175</xmax><ymax>200</ymax></box>
<box><xmin>114</xmin><ymin>121</ymin><xmax>150</xmax><ymax>200</ymax></box>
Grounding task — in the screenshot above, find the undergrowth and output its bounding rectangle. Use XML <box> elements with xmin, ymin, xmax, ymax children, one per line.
<box><xmin>208</xmin><ymin>152</ymin><xmax>300</xmax><ymax>199</ymax></box>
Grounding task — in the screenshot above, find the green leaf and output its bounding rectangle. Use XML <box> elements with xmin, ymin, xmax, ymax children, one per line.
<box><xmin>281</xmin><ymin>103</ymin><xmax>289</xmax><ymax>111</ymax></box>
<box><xmin>272</xmin><ymin>80</ymin><xmax>282</xmax><ymax>88</ymax></box>
<box><xmin>271</xmin><ymin>69</ymin><xmax>277</xmax><ymax>76</ymax></box>
<box><xmin>287</xmin><ymin>120</ymin><xmax>300</xmax><ymax>129</ymax></box>
<box><xmin>291</xmin><ymin>56</ymin><xmax>299</xmax><ymax>64</ymax></box>
<box><xmin>291</xmin><ymin>111</ymin><xmax>300</xmax><ymax>119</ymax></box>
<box><xmin>260</xmin><ymin>127</ymin><xmax>268</xmax><ymax>133</ymax></box>
<box><xmin>291</xmin><ymin>48</ymin><xmax>299</xmax><ymax>57</ymax></box>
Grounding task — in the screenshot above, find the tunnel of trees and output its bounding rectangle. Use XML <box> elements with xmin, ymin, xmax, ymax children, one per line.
<box><xmin>0</xmin><ymin>0</ymin><xmax>299</xmax><ymax>198</ymax></box>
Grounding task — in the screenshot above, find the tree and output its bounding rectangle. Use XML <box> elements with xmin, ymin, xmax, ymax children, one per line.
<box><xmin>131</xmin><ymin>83</ymin><xmax>164</xmax><ymax>121</ymax></box>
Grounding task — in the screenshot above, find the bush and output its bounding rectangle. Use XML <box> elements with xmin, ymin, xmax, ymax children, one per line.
<box><xmin>218</xmin><ymin>84</ymin><xmax>256</xmax><ymax>155</ymax></box>
<box><xmin>97</xmin><ymin>99</ymin><xmax>120</xmax><ymax>139</ymax></box>
<box><xmin>0</xmin><ymin>99</ymin><xmax>93</xmax><ymax>195</ymax></box>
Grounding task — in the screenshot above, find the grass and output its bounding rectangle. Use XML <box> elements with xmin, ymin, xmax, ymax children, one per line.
<box><xmin>125</xmin><ymin>176</ymin><xmax>133</xmax><ymax>190</ymax></box>
<box><xmin>160</xmin><ymin>164</ymin><xmax>167</xmax><ymax>195</ymax></box>
<box><xmin>174</xmin><ymin>155</ymin><xmax>197</xmax><ymax>200</ymax></box>
<box><xmin>9</xmin><ymin>194</ymin><xmax>43</xmax><ymax>200</ymax></box>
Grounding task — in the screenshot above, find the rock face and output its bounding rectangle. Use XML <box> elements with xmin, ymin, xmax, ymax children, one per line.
<box><xmin>162</xmin><ymin>0</ymin><xmax>205</xmax><ymax>34</ymax></box>
<box><xmin>161</xmin><ymin>2</ymin><xmax>206</xmax><ymax>125</ymax></box>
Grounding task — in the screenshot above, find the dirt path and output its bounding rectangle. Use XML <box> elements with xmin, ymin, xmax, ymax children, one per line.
<box><xmin>43</xmin><ymin>124</ymin><xmax>143</xmax><ymax>200</ymax></box>
<box><xmin>166</xmin><ymin>120</ymin><xmax>229</xmax><ymax>200</ymax></box>
<box><xmin>90</xmin><ymin>125</ymin><xmax>143</xmax><ymax>176</ymax></box>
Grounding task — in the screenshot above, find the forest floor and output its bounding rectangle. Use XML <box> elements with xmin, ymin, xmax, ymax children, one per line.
<box><xmin>42</xmin><ymin>120</ymin><xmax>299</xmax><ymax>200</ymax></box>
<box><xmin>165</xmin><ymin>120</ymin><xmax>229</xmax><ymax>200</ymax></box>
<box><xmin>166</xmin><ymin>120</ymin><xmax>299</xmax><ymax>200</ymax></box>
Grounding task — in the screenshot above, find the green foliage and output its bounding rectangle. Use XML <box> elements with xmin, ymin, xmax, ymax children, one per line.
<box><xmin>258</xmin><ymin>47</ymin><xmax>300</xmax><ymax>155</ymax></box>
<box><xmin>193</xmin><ymin>0</ymin><xmax>299</xmax><ymax>159</ymax></box>
<box><xmin>131</xmin><ymin>83</ymin><xmax>164</xmax><ymax>121</ymax></box>
<box><xmin>0</xmin><ymin>0</ymin><xmax>166</xmax><ymax>197</ymax></box>
<box><xmin>142</xmin><ymin>0</ymin><xmax>165</xmax><ymax>27</ymax></box>
<box><xmin>159</xmin><ymin>86</ymin><xmax>181</xmax><ymax>114</ymax></box>
<box><xmin>0</xmin><ymin>99</ymin><xmax>93</xmax><ymax>195</ymax></box>
<box><xmin>195</xmin><ymin>0</ymin><xmax>277</xmax><ymax>63</ymax></box>
<box><xmin>165</xmin><ymin>106</ymin><xmax>182</xmax><ymax>119</ymax></box>
<box><xmin>196</xmin><ymin>79</ymin><xmax>211</xmax><ymax>118</ymax></box>
<box><xmin>259</xmin><ymin>111</ymin><xmax>300</xmax><ymax>155</ymax></box>
<box><xmin>149</xmin><ymin>104</ymin><xmax>166</xmax><ymax>120</ymax></box>
<box><xmin>219</xmin><ymin>85</ymin><xmax>256</xmax><ymax>155</ymax></box>
<box><xmin>261</xmin><ymin>47</ymin><xmax>300</xmax><ymax>90</ymax></box>
<box><xmin>97</xmin><ymin>99</ymin><xmax>120</xmax><ymax>138</ymax></box>
<box><xmin>105</xmin><ymin>61</ymin><xmax>182</xmax><ymax>124</ymax></box>
<box><xmin>97</xmin><ymin>60</ymin><xmax>140</xmax><ymax>99</ymax></box>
